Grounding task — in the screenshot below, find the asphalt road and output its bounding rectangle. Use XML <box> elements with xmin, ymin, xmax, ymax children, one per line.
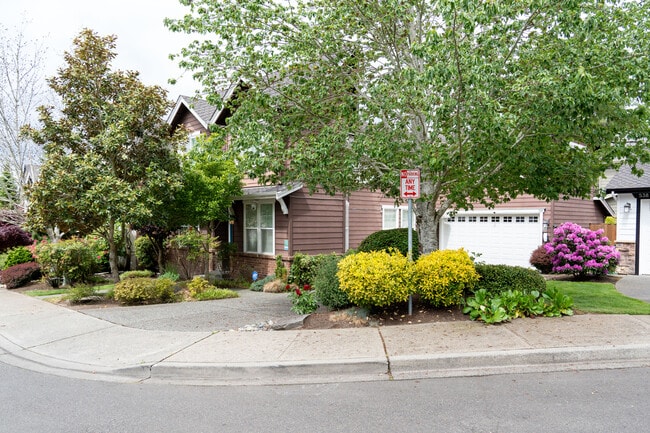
<box><xmin>1</xmin><ymin>361</ymin><xmax>648</xmax><ymax>433</ymax></box>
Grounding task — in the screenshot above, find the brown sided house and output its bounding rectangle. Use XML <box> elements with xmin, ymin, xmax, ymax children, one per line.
<box><xmin>168</xmin><ymin>93</ymin><xmax>613</xmax><ymax>277</ymax></box>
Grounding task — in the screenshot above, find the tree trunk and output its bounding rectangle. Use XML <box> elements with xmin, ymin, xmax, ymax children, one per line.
<box><xmin>415</xmin><ymin>179</ymin><xmax>448</xmax><ymax>255</ymax></box>
<box><xmin>107</xmin><ymin>220</ymin><xmax>119</xmax><ymax>282</ymax></box>
<box><xmin>415</xmin><ymin>199</ymin><xmax>440</xmax><ymax>254</ymax></box>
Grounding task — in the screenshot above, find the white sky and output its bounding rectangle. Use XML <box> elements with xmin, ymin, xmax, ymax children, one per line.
<box><xmin>0</xmin><ymin>0</ymin><xmax>200</xmax><ymax>98</ymax></box>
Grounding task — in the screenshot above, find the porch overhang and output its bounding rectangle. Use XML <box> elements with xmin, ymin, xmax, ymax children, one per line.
<box><xmin>234</xmin><ymin>183</ymin><xmax>304</xmax><ymax>215</ymax></box>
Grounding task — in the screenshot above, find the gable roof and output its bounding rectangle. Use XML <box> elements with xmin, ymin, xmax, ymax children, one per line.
<box><xmin>167</xmin><ymin>81</ymin><xmax>244</xmax><ymax>130</ymax></box>
<box><xmin>167</xmin><ymin>95</ymin><xmax>219</xmax><ymax>130</ymax></box>
<box><xmin>606</xmin><ymin>163</ymin><xmax>650</xmax><ymax>193</ymax></box>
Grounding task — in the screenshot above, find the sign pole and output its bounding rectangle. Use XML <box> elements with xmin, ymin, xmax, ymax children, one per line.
<box><xmin>400</xmin><ymin>169</ymin><xmax>419</xmax><ymax>316</ymax></box>
<box><xmin>407</xmin><ymin>197</ymin><xmax>413</xmax><ymax>316</ymax></box>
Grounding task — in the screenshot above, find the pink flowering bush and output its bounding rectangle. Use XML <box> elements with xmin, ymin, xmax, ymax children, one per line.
<box><xmin>544</xmin><ymin>222</ymin><xmax>619</xmax><ymax>277</ymax></box>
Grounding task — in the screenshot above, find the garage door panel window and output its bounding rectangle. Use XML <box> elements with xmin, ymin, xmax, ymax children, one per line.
<box><xmin>244</xmin><ymin>202</ymin><xmax>275</xmax><ymax>255</ymax></box>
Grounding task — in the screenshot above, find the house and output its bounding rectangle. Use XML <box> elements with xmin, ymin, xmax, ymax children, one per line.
<box><xmin>168</xmin><ymin>93</ymin><xmax>613</xmax><ymax>276</ymax></box>
<box><xmin>606</xmin><ymin>164</ymin><xmax>650</xmax><ymax>275</ymax></box>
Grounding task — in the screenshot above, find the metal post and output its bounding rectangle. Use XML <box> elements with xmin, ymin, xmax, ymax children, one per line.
<box><xmin>408</xmin><ymin>198</ymin><xmax>413</xmax><ymax>316</ymax></box>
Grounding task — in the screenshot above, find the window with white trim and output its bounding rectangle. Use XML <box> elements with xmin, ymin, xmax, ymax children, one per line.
<box><xmin>382</xmin><ymin>206</ymin><xmax>416</xmax><ymax>229</ymax></box>
<box><xmin>244</xmin><ymin>202</ymin><xmax>274</xmax><ymax>254</ymax></box>
<box><xmin>529</xmin><ymin>216</ymin><xmax>539</xmax><ymax>223</ymax></box>
<box><xmin>515</xmin><ymin>216</ymin><xmax>526</xmax><ymax>223</ymax></box>
<box><xmin>186</xmin><ymin>131</ymin><xmax>201</xmax><ymax>153</ymax></box>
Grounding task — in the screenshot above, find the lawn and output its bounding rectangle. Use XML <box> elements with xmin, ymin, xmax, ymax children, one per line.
<box><xmin>547</xmin><ymin>280</ymin><xmax>650</xmax><ymax>315</ymax></box>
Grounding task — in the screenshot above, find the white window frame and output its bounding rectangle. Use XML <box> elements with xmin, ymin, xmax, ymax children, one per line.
<box><xmin>382</xmin><ymin>205</ymin><xmax>416</xmax><ymax>230</ymax></box>
<box><xmin>186</xmin><ymin>131</ymin><xmax>201</xmax><ymax>153</ymax></box>
<box><xmin>243</xmin><ymin>201</ymin><xmax>275</xmax><ymax>255</ymax></box>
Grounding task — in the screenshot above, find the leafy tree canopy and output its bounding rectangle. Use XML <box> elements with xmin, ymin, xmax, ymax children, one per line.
<box><xmin>25</xmin><ymin>29</ymin><xmax>184</xmax><ymax>279</ymax></box>
<box><xmin>167</xmin><ymin>0</ymin><xmax>650</xmax><ymax>252</ymax></box>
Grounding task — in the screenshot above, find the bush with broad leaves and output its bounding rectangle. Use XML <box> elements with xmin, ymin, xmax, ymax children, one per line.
<box><xmin>544</xmin><ymin>222</ymin><xmax>619</xmax><ymax>278</ymax></box>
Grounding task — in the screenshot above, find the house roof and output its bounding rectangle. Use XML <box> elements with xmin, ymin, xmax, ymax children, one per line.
<box><xmin>167</xmin><ymin>95</ymin><xmax>219</xmax><ymax>130</ymax></box>
<box><xmin>605</xmin><ymin>163</ymin><xmax>650</xmax><ymax>193</ymax></box>
<box><xmin>235</xmin><ymin>183</ymin><xmax>304</xmax><ymax>201</ymax></box>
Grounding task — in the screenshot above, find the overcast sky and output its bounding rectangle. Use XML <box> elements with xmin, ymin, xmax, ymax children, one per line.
<box><xmin>0</xmin><ymin>0</ymin><xmax>200</xmax><ymax>98</ymax></box>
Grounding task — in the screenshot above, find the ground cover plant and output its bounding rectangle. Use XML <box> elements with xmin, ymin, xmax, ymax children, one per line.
<box><xmin>548</xmin><ymin>280</ymin><xmax>650</xmax><ymax>315</ymax></box>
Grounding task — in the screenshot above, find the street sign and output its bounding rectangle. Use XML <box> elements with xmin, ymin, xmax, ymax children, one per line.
<box><xmin>400</xmin><ymin>169</ymin><xmax>420</xmax><ymax>199</ymax></box>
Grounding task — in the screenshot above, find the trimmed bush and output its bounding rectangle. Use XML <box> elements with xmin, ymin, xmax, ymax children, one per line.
<box><xmin>135</xmin><ymin>236</ymin><xmax>157</xmax><ymax>271</ymax></box>
<box><xmin>313</xmin><ymin>254</ymin><xmax>349</xmax><ymax>310</ymax></box>
<box><xmin>3</xmin><ymin>246</ymin><xmax>34</xmax><ymax>269</ymax></box>
<box><xmin>357</xmin><ymin>228</ymin><xmax>419</xmax><ymax>260</ymax></box>
<box><xmin>474</xmin><ymin>264</ymin><xmax>546</xmax><ymax>296</ymax></box>
<box><xmin>529</xmin><ymin>245</ymin><xmax>553</xmax><ymax>274</ymax></box>
<box><xmin>119</xmin><ymin>270</ymin><xmax>154</xmax><ymax>280</ymax></box>
<box><xmin>187</xmin><ymin>276</ymin><xmax>213</xmax><ymax>298</ymax></box>
<box><xmin>337</xmin><ymin>250</ymin><xmax>414</xmax><ymax>308</ymax></box>
<box><xmin>0</xmin><ymin>262</ymin><xmax>41</xmax><ymax>289</ymax></box>
<box><xmin>113</xmin><ymin>277</ymin><xmax>177</xmax><ymax>305</ymax></box>
<box><xmin>0</xmin><ymin>224</ymin><xmax>33</xmax><ymax>253</ymax></box>
<box><xmin>414</xmin><ymin>249</ymin><xmax>479</xmax><ymax>307</ymax></box>
<box><xmin>544</xmin><ymin>221</ymin><xmax>619</xmax><ymax>277</ymax></box>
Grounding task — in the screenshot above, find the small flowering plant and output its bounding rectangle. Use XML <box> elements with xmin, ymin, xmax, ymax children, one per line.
<box><xmin>288</xmin><ymin>284</ymin><xmax>318</xmax><ymax>314</ymax></box>
<box><xmin>544</xmin><ymin>222</ymin><xmax>619</xmax><ymax>278</ymax></box>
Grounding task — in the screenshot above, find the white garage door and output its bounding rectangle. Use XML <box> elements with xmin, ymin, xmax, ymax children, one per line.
<box><xmin>439</xmin><ymin>209</ymin><xmax>545</xmax><ymax>268</ymax></box>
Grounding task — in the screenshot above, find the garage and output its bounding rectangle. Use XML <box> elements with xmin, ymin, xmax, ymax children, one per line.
<box><xmin>439</xmin><ymin>209</ymin><xmax>545</xmax><ymax>268</ymax></box>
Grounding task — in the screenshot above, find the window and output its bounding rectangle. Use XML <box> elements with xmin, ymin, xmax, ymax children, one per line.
<box><xmin>457</xmin><ymin>216</ymin><xmax>466</xmax><ymax>222</ymax></box>
<box><xmin>515</xmin><ymin>216</ymin><xmax>525</xmax><ymax>223</ymax></box>
<box><xmin>244</xmin><ymin>202</ymin><xmax>274</xmax><ymax>254</ymax></box>
<box><xmin>186</xmin><ymin>131</ymin><xmax>201</xmax><ymax>153</ymax></box>
<box><xmin>491</xmin><ymin>216</ymin><xmax>500</xmax><ymax>223</ymax></box>
<box><xmin>382</xmin><ymin>206</ymin><xmax>415</xmax><ymax>229</ymax></box>
<box><xmin>448</xmin><ymin>216</ymin><xmax>455</xmax><ymax>223</ymax></box>
<box><xmin>503</xmin><ymin>216</ymin><xmax>513</xmax><ymax>223</ymax></box>
<box><xmin>468</xmin><ymin>216</ymin><xmax>477</xmax><ymax>222</ymax></box>
<box><xmin>529</xmin><ymin>216</ymin><xmax>539</xmax><ymax>223</ymax></box>
<box><xmin>479</xmin><ymin>216</ymin><xmax>488</xmax><ymax>222</ymax></box>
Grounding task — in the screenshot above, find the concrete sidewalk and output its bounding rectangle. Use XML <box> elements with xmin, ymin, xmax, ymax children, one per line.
<box><xmin>1</xmin><ymin>277</ymin><xmax>649</xmax><ymax>386</ymax></box>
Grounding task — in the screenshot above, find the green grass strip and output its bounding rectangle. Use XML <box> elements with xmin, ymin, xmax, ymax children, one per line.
<box><xmin>547</xmin><ymin>280</ymin><xmax>650</xmax><ymax>315</ymax></box>
<box><xmin>24</xmin><ymin>289</ymin><xmax>69</xmax><ymax>297</ymax></box>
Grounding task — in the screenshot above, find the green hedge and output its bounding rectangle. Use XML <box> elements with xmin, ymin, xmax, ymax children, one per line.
<box><xmin>473</xmin><ymin>264</ymin><xmax>546</xmax><ymax>295</ymax></box>
<box><xmin>357</xmin><ymin>228</ymin><xmax>419</xmax><ymax>260</ymax></box>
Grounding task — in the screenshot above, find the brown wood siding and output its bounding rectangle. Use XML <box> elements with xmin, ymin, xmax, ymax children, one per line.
<box><xmin>178</xmin><ymin>109</ymin><xmax>209</xmax><ymax>134</ymax></box>
<box><xmin>348</xmin><ymin>190</ymin><xmax>392</xmax><ymax>249</ymax></box>
<box><xmin>289</xmin><ymin>190</ymin><xmax>346</xmax><ymax>255</ymax></box>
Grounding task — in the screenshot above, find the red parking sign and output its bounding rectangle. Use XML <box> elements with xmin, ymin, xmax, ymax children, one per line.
<box><xmin>400</xmin><ymin>169</ymin><xmax>420</xmax><ymax>199</ymax></box>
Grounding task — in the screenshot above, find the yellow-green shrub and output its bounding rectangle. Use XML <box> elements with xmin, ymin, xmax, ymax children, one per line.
<box><xmin>113</xmin><ymin>277</ymin><xmax>176</xmax><ymax>305</ymax></box>
<box><xmin>187</xmin><ymin>276</ymin><xmax>213</xmax><ymax>298</ymax></box>
<box><xmin>337</xmin><ymin>250</ymin><xmax>414</xmax><ymax>308</ymax></box>
<box><xmin>414</xmin><ymin>249</ymin><xmax>479</xmax><ymax>307</ymax></box>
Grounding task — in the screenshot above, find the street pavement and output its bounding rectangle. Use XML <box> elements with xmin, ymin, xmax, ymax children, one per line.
<box><xmin>0</xmin><ymin>276</ymin><xmax>649</xmax><ymax>386</ymax></box>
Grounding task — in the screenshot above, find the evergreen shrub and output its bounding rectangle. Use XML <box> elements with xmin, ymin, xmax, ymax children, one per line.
<box><xmin>113</xmin><ymin>277</ymin><xmax>176</xmax><ymax>305</ymax></box>
<box><xmin>3</xmin><ymin>246</ymin><xmax>34</xmax><ymax>269</ymax></box>
<box><xmin>337</xmin><ymin>250</ymin><xmax>414</xmax><ymax>308</ymax></box>
<box><xmin>414</xmin><ymin>249</ymin><xmax>479</xmax><ymax>307</ymax></box>
<box><xmin>357</xmin><ymin>228</ymin><xmax>419</xmax><ymax>260</ymax></box>
<box><xmin>313</xmin><ymin>254</ymin><xmax>349</xmax><ymax>310</ymax></box>
<box><xmin>474</xmin><ymin>264</ymin><xmax>546</xmax><ymax>296</ymax></box>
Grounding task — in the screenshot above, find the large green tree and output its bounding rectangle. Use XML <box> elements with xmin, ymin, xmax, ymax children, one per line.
<box><xmin>167</xmin><ymin>0</ymin><xmax>650</xmax><ymax>253</ymax></box>
<box><xmin>26</xmin><ymin>29</ymin><xmax>184</xmax><ymax>280</ymax></box>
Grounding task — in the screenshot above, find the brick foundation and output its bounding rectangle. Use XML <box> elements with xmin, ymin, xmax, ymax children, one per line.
<box><xmin>230</xmin><ymin>253</ymin><xmax>290</xmax><ymax>281</ymax></box>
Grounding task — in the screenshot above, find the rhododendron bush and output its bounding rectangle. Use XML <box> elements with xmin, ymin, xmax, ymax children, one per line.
<box><xmin>544</xmin><ymin>222</ymin><xmax>619</xmax><ymax>277</ymax></box>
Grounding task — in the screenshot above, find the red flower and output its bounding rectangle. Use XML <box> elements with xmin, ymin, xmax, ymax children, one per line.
<box><xmin>295</xmin><ymin>288</ymin><xmax>302</xmax><ymax>296</ymax></box>
<box><xmin>285</xmin><ymin>284</ymin><xmax>291</xmax><ymax>291</ymax></box>
<box><xmin>303</xmin><ymin>284</ymin><xmax>311</xmax><ymax>291</ymax></box>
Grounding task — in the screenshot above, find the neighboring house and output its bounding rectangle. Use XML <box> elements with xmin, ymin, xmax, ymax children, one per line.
<box><xmin>606</xmin><ymin>164</ymin><xmax>650</xmax><ymax>275</ymax></box>
<box><xmin>168</xmin><ymin>93</ymin><xmax>613</xmax><ymax>275</ymax></box>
